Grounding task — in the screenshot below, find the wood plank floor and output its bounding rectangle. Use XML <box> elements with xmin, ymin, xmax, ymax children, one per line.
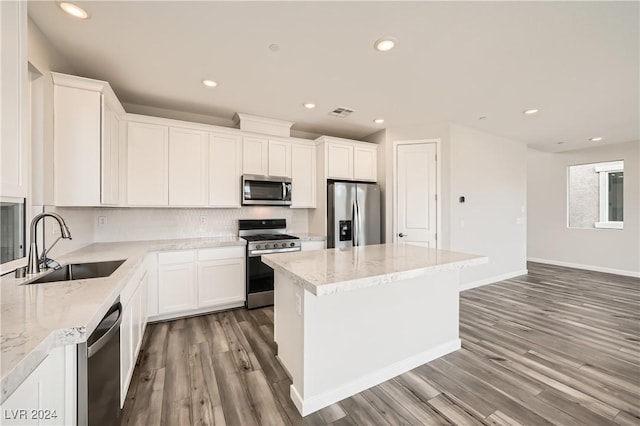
<box><xmin>121</xmin><ymin>262</ymin><xmax>640</xmax><ymax>425</ymax></box>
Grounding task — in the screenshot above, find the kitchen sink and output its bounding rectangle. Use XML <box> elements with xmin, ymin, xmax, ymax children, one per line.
<box><xmin>26</xmin><ymin>259</ymin><xmax>126</xmax><ymax>284</ymax></box>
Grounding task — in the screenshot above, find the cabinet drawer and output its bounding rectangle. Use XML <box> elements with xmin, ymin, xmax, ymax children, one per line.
<box><xmin>198</xmin><ymin>246</ymin><xmax>245</xmax><ymax>261</ymax></box>
<box><xmin>158</xmin><ymin>250</ymin><xmax>195</xmax><ymax>265</ymax></box>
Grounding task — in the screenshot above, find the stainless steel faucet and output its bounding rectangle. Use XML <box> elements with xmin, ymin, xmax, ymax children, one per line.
<box><xmin>26</xmin><ymin>212</ymin><xmax>72</xmax><ymax>274</ymax></box>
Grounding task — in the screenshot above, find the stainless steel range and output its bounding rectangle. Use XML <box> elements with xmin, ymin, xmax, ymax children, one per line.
<box><xmin>239</xmin><ymin>219</ymin><xmax>301</xmax><ymax>309</ymax></box>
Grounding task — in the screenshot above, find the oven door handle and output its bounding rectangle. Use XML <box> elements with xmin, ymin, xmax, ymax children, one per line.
<box><xmin>250</xmin><ymin>247</ymin><xmax>301</xmax><ymax>256</ymax></box>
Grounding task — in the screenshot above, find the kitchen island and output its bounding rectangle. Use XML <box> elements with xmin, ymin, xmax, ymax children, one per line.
<box><xmin>262</xmin><ymin>243</ymin><xmax>488</xmax><ymax>416</ymax></box>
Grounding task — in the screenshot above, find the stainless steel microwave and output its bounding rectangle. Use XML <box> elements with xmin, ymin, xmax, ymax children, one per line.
<box><xmin>242</xmin><ymin>175</ymin><xmax>292</xmax><ymax>206</ymax></box>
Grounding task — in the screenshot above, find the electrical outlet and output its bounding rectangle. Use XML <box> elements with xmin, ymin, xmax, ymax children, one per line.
<box><xmin>200</xmin><ymin>216</ymin><xmax>207</xmax><ymax>225</ymax></box>
<box><xmin>51</xmin><ymin>222</ymin><xmax>60</xmax><ymax>236</ymax></box>
<box><xmin>98</xmin><ymin>216</ymin><xmax>107</xmax><ymax>227</ymax></box>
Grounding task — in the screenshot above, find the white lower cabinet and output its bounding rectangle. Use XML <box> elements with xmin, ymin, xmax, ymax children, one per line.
<box><xmin>120</xmin><ymin>267</ymin><xmax>149</xmax><ymax>407</ymax></box>
<box><xmin>152</xmin><ymin>246</ymin><xmax>245</xmax><ymax>320</ymax></box>
<box><xmin>0</xmin><ymin>345</ymin><xmax>76</xmax><ymax>426</ymax></box>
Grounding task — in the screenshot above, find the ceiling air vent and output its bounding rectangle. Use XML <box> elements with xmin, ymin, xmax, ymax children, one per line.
<box><xmin>329</xmin><ymin>107</ymin><xmax>354</xmax><ymax>118</ymax></box>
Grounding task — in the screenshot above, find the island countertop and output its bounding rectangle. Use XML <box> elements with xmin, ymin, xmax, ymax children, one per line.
<box><xmin>262</xmin><ymin>243</ymin><xmax>488</xmax><ymax>296</ymax></box>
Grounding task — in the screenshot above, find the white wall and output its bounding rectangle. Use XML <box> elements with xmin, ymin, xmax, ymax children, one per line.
<box><xmin>382</xmin><ymin>123</ymin><xmax>528</xmax><ymax>288</ymax></box>
<box><xmin>93</xmin><ymin>207</ymin><xmax>308</xmax><ymax>242</ymax></box>
<box><xmin>527</xmin><ymin>140</ymin><xmax>640</xmax><ymax>276</ymax></box>
<box><xmin>449</xmin><ymin>125</ymin><xmax>528</xmax><ymax>288</ymax></box>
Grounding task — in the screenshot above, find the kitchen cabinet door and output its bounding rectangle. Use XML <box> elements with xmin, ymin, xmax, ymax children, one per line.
<box><xmin>353</xmin><ymin>145</ymin><xmax>378</xmax><ymax>182</ymax></box>
<box><xmin>168</xmin><ymin>127</ymin><xmax>208</xmax><ymax>206</ymax></box>
<box><xmin>327</xmin><ymin>142</ymin><xmax>354</xmax><ymax>180</ymax></box>
<box><xmin>291</xmin><ymin>143</ymin><xmax>316</xmax><ymax>208</ymax></box>
<box><xmin>197</xmin><ymin>257</ymin><xmax>245</xmax><ymax>308</ymax></box>
<box><xmin>209</xmin><ymin>132</ymin><xmax>243</xmax><ymax>207</ymax></box>
<box><xmin>268</xmin><ymin>140</ymin><xmax>291</xmax><ymax>178</ymax></box>
<box><xmin>242</xmin><ymin>136</ymin><xmax>268</xmax><ymax>175</ymax></box>
<box><xmin>101</xmin><ymin>105</ymin><xmax>120</xmax><ymax>205</ymax></box>
<box><xmin>127</xmin><ymin>122</ymin><xmax>169</xmax><ymax>206</ymax></box>
<box><xmin>158</xmin><ymin>260</ymin><xmax>196</xmax><ymax>314</ymax></box>
<box><xmin>120</xmin><ymin>299</ymin><xmax>133</xmax><ymax>407</ymax></box>
<box><xmin>53</xmin><ymin>84</ymin><xmax>102</xmax><ymax>206</ymax></box>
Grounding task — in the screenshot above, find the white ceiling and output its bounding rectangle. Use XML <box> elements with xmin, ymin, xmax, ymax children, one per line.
<box><xmin>28</xmin><ymin>1</ymin><xmax>639</xmax><ymax>152</ymax></box>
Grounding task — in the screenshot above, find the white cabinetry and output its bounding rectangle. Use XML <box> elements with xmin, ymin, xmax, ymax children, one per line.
<box><xmin>0</xmin><ymin>345</ymin><xmax>76</xmax><ymax>426</ymax></box>
<box><xmin>353</xmin><ymin>145</ymin><xmax>378</xmax><ymax>181</ymax></box>
<box><xmin>242</xmin><ymin>136</ymin><xmax>269</xmax><ymax>175</ymax></box>
<box><xmin>323</xmin><ymin>137</ymin><xmax>377</xmax><ymax>182</ymax></box>
<box><xmin>120</xmin><ymin>267</ymin><xmax>149</xmax><ymax>407</ymax></box>
<box><xmin>157</xmin><ymin>251</ymin><xmax>196</xmax><ymax>315</ymax></box>
<box><xmin>209</xmin><ymin>132</ymin><xmax>242</xmax><ymax>207</ymax></box>
<box><xmin>0</xmin><ymin>0</ymin><xmax>28</xmax><ymax>199</ymax></box>
<box><xmin>268</xmin><ymin>140</ymin><xmax>292</xmax><ymax>178</ymax></box>
<box><xmin>52</xmin><ymin>73</ymin><xmax>125</xmax><ymax>206</ymax></box>
<box><xmin>197</xmin><ymin>247</ymin><xmax>245</xmax><ymax>308</ymax></box>
<box><xmin>168</xmin><ymin>127</ymin><xmax>208</xmax><ymax>206</ymax></box>
<box><xmin>151</xmin><ymin>247</ymin><xmax>245</xmax><ymax>321</ymax></box>
<box><xmin>127</xmin><ymin>122</ymin><xmax>169</xmax><ymax>206</ymax></box>
<box><xmin>291</xmin><ymin>143</ymin><xmax>316</xmax><ymax>208</ymax></box>
<box><xmin>326</xmin><ymin>142</ymin><xmax>354</xmax><ymax>180</ymax></box>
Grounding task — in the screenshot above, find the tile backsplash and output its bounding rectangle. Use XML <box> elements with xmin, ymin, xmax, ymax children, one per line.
<box><xmin>93</xmin><ymin>207</ymin><xmax>309</xmax><ymax>242</ymax></box>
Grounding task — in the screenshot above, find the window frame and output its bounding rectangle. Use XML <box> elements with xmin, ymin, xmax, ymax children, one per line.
<box><xmin>594</xmin><ymin>161</ymin><xmax>624</xmax><ymax>229</ymax></box>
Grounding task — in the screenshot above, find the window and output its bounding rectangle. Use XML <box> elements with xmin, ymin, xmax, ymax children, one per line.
<box><xmin>568</xmin><ymin>161</ymin><xmax>624</xmax><ymax>229</ymax></box>
<box><xmin>0</xmin><ymin>198</ymin><xmax>26</xmax><ymax>264</ymax></box>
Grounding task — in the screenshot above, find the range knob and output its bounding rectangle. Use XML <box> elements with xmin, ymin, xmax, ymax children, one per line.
<box><xmin>290</xmin><ymin>242</ymin><xmax>295</xmax><ymax>247</ymax></box>
<box><xmin>256</xmin><ymin>244</ymin><xmax>263</xmax><ymax>250</ymax></box>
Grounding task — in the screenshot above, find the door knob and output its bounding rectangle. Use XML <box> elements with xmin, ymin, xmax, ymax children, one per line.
<box><xmin>398</xmin><ymin>233</ymin><xmax>407</xmax><ymax>238</ymax></box>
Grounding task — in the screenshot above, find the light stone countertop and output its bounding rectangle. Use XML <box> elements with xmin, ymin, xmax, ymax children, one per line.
<box><xmin>262</xmin><ymin>243</ymin><xmax>488</xmax><ymax>296</ymax></box>
<box><xmin>0</xmin><ymin>236</ymin><xmax>245</xmax><ymax>404</ymax></box>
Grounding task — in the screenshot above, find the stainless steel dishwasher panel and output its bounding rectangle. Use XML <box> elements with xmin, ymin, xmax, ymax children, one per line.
<box><xmin>77</xmin><ymin>299</ymin><xmax>122</xmax><ymax>426</ymax></box>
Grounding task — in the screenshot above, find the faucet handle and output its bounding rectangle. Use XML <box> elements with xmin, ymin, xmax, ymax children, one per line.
<box><xmin>15</xmin><ymin>266</ymin><xmax>27</xmax><ymax>278</ymax></box>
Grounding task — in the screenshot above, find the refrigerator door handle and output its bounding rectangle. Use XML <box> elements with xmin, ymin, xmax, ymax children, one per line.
<box><xmin>354</xmin><ymin>199</ymin><xmax>360</xmax><ymax>246</ymax></box>
<box><xmin>351</xmin><ymin>201</ymin><xmax>356</xmax><ymax>245</ymax></box>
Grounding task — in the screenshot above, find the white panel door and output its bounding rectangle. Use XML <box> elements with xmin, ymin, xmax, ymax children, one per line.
<box><xmin>291</xmin><ymin>143</ymin><xmax>316</xmax><ymax>208</ymax></box>
<box><xmin>209</xmin><ymin>132</ymin><xmax>242</xmax><ymax>207</ymax></box>
<box><xmin>268</xmin><ymin>140</ymin><xmax>291</xmax><ymax>177</ymax></box>
<box><xmin>396</xmin><ymin>143</ymin><xmax>437</xmax><ymax>248</ymax></box>
<box><xmin>197</xmin><ymin>258</ymin><xmax>245</xmax><ymax>308</ymax></box>
<box><xmin>242</xmin><ymin>136</ymin><xmax>268</xmax><ymax>175</ymax></box>
<box><xmin>327</xmin><ymin>143</ymin><xmax>353</xmax><ymax>180</ymax></box>
<box><xmin>158</xmin><ymin>263</ymin><xmax>196</xmax><ymax>314</ymax></box>
<box><xmin>353</xmin><ymin>145</ymin><xmax>377</xmax><ymax>182</ymax></box>
<box><xmin>127</xmin><ymin>122</ymin><xmax>169</xmax><ymax>206</ymax></box>
<box><xmin>168</xmin><ymin>127</ymin><xmax>208</xmax><ymax>206</ymax></box>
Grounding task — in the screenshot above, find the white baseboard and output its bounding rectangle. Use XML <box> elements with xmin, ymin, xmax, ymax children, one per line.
<box><xmin>459</xmin><ymin>269</ymin><xmax>529</xmax><ymax>291</ymax></box>
<box><xmin>527</xmin><ymin>258</ymin><xmax>640</xmax><ymax>278</ymax></box>
<box><xmin>289</xmin><ymin>339</ymin><xmax>461</xmax><ymax>416</ymax></box>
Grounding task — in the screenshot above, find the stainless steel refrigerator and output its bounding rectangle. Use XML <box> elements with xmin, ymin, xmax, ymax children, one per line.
<box><xmin>327</xmin><ymin>181</ymin><xmax>381</xmax><ymax>249</ymax></box>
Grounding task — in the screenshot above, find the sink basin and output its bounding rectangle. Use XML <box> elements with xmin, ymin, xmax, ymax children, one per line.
<box><xmin>26</xmin><ymin>259</ymin><xmax>126</xmax><ymax>284</ymax></box>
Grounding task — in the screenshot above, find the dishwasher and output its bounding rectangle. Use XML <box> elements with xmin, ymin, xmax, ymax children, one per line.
<box><xmin>77</xmin><ymin>299</ymin><xmax>122</xmax><ymax>426</ymax></box>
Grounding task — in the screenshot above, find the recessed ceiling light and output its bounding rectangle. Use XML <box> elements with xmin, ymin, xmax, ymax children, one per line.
<box><xmin>374</xmin><ymin>37</ymin><xmax>396</xmax><ymax>52</ymax></box>
<box><xmin>303</xmin><ymin>103</ymin><xmax>316</xmax><ymax>109</ymax></box>
<box><xmin>523</xmin><ymin>109</ymin><xmax>539</xmax><ymax>115</ymax></box>
<box><xmin>59</xmin><ymin>2</ymin><xmax>89</xmax><ymax>19</ymax></box>
<box><xmin>373</xmin><ymin>118</ymin><xmax>385</xmax><ymax>124</ymax></box>
<box><xmin>589</xmin><ymin>137</ymin><xmax>603</xmax><ymax>142</ymax></box>
<box><xmin>202</xmin><ymin>79</ymin><xmax>218</xmax><ymax>88</ymax></box>
<box><xmin>269</xmin><ymin>44</ymin><xmax>280</xmax><ymax>52</ymax></box>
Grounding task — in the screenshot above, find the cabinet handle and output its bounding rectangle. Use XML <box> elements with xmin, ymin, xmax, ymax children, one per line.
<box><xmin>398</xmin><ymin>233</ymin><xmax>407</xmax><ymax>238</ymax></box>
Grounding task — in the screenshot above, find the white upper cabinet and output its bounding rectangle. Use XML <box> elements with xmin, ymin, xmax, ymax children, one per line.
<box><xmin>242</xmin><ymin>136</ymin><xmax>269</xmax><ymax>175</ymax></box>
<box><xmin>268</xmin><ymin>140</ymin><xmax>292</xmax><ymax>178</ymax></box>
<box><xmin>127</xmin><ymin>122</ymin><xmax>169</xmax><ymax>206</ymax></box>
<box><xmin>322</xmin><ymin>137</ymin><xmax>377</xmax><ymax>182</ymax></box>
<box><xmin>326</xmin><ymin>142</ymin><xmax>354</xmax><ymax>180</ymax></box>
<box><xmin>168</xmin><ymin>127</ymin><xmax>209</xmax><ymax>206</ymax></box>
<box><xmin>209</xmin><ymin>132</ymin><xmax>242</xmax><ymax>208</ymax></box>
<box><xmin>52</xmin><ymin>73</ymin><xmax>125</xmax><ymax>206</ymax></box>
<box><xmin>353</xmin><ymin>144</ymin><xmax>378</xmax><ymax>182</ymax></box>
<box><xmin>291</xmin><ymin>143</ymin><xmax>316</xmax><ymax>208</ymax></box>
<box><xmin>0</xmin><ymin>1</ymin><xmax>28</xmax><ymax>199</ymax></box>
